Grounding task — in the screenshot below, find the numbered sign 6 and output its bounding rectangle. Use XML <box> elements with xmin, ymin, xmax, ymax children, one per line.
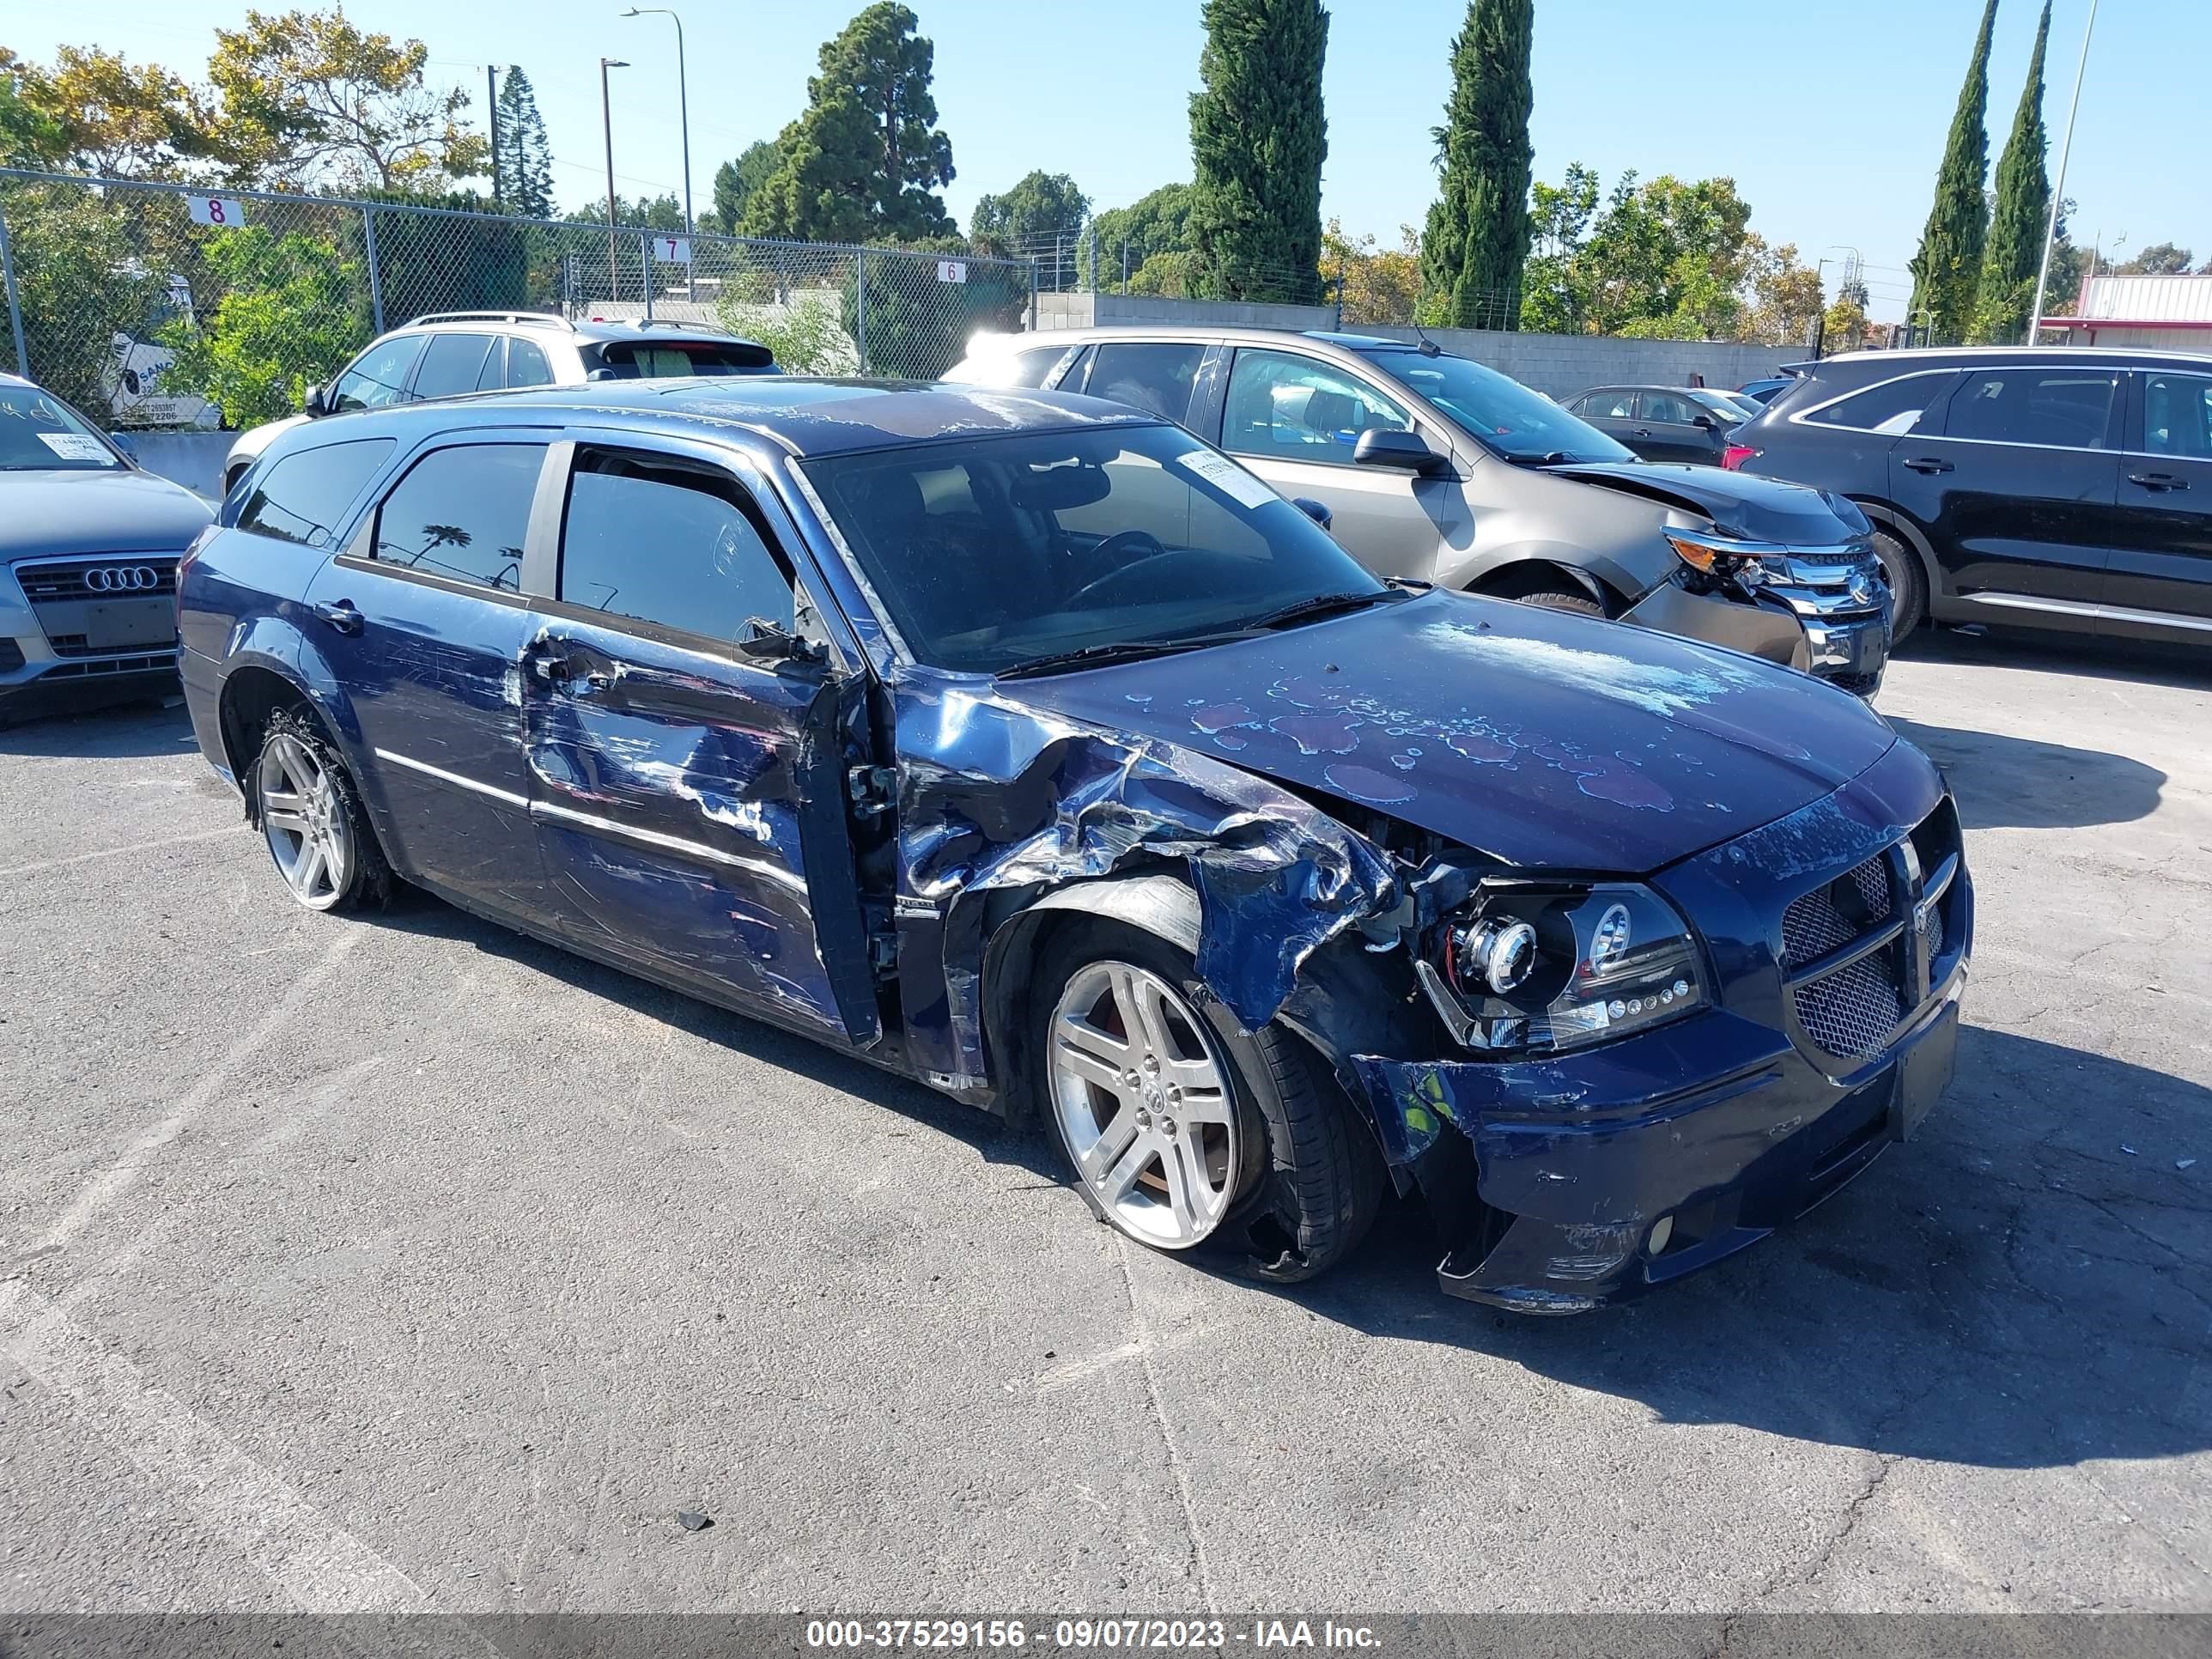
<box><xmin>188</xmin><ymin>194</ymin><xmax>247</xmax><ymax>228</ymax></box>
<box><xmin>935</xmin><ymin>258</ymin><xmax>968</xmax><ymax>285</ymax></box>
<box><xmin>653</xmin><ymin>235</ymin><xmax>693</xmax><ymax>265</ymax></box>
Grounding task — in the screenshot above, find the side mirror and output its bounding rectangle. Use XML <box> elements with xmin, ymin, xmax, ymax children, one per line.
<box><xmin>1291</xmin><ymin>496</ymin><xmax>1333</xmax><ymax>531</ymax></box>
<box><xmin>1690</xmin><ymin>413</ymin><xmax>1719</xmax><ymax>431</ymax></box>
<box><xmin>736</xmin><ymin>614</ymin><xmax>825</xmax><ymax>667</ymax></box>
<box><xmin>1352</xmin><ymin>428</ymin><xmax>1446</xmax><ymax>475</ymax></box>
<box><xmin>302</xmin><ymin>382</ymin><xmax>330</xmax><ymax>416</ymax></box>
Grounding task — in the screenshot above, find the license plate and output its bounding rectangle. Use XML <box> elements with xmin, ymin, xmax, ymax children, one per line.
<box><xmin>82</xmin><ymin>600</ymin><xmax>175</xmax><ymax>651</ymax></box>
<box><xmin>1892</xmin><ymin>1000</ymin><xmax>1960</xmax><ymax>1140</ymax></box>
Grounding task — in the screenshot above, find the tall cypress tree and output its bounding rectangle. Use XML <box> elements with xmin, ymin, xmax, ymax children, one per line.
<box><xmin>1187</xmin><ymin>0</ymin><xmax>1328</xmax><ymax>305</ymax></box>
<box><xmin>1971</xmin><ymin>1</ymin><xmax>2051</xmax><ymax>343</ymax></box>
<box><xmin>1420</xmin><ymin>0</ymin><xmax>1535</xmax><ymax>331</ymax></box>
<box><xmin>494</xmin><ymin>67</ymin><xmax>552</xmax><ymax>218</ymax></box>
<box><xmin>1908</xmin><ymin>0</ymin><xmax>1999</xmax><ymax>344</ymax></box>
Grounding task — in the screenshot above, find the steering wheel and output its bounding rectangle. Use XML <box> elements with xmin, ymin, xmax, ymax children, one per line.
<box><xmin>1066</xmin><ymin>529</ymin><xmax>1174</xmax><ymax>608</ymax></box>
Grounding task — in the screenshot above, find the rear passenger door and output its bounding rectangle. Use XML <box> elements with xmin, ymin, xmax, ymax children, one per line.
<box><xmin>1635</xmin><ymin>390</ymin><xmax>1724</xmax><ymax>464</ymax></box>
<box><xmin>1056</xmin><ymin>339</ymin><xmax>1209</xmax><ymax>426</ymax></box>
<box><xmin>301</xmin><ymin>434</ymin><xmax>556</xmax><ymax>921</ymax></box>
<box><xmin>519</xmin><ymin>437</ymin><xmax>878</xmax><ymax>1044</ymax></box>
<box><xmin>1886</xmin><ymin>365</ymin><xmax>2123</xmax><ymax>617</ymax></box>
<box><xmin>2102</xmin><ymin>367</ymin><xmax>2212</xmax><ymax>635</ymax></box>
<box><xmin>1568</xmin><ymin>388</ymin><xmax>1644</xmax><ymax>451</ymax></box>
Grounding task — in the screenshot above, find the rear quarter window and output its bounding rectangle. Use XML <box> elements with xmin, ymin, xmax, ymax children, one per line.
<box><xmin>1796</xmin><ymin>371</ymin><xmax>1964</xmax><ymax>435</ymax></box>
<box><xmin>234</xmin><ymin>438</ymin><xmax>398</xmax><ymax>547</ymax></box>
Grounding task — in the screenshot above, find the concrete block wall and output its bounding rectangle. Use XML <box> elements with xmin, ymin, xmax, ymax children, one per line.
<box><xmin>1340</xmin><ymin>325</ymin><xmax>1802</xmax><ymax>399</ymax></box>
<box><xmin>1033</xmin><ymin>291</ymin><xmax>1337</xmax><ymax>333</ymax></box>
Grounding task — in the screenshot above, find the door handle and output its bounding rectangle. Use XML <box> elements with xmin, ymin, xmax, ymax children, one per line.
<box><xmin>2127</xmin><ymin>471</ymin><xmax>2189</xmax><ymax>491</ymax></box>
<box><xmin>1633</xmin><ymin>428</ymin><xmax>1654</xmax><ymax>436</ymax></box>
<box><xmin>526</xmin><ymin>652</ymin><xmax>569</xmax><ymax>683</ymax></box>
<box><xmin>313</xmin><ymin>599</ymin><xmax>362</xmax><ymax>635</ymax></box>
<box><xmin>1901</xmin><ymin>456</ymin><xmax>1954</xmax><ymax>474</ymax></box>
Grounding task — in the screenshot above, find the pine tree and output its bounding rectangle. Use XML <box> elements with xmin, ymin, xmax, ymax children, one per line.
<box><xmin>1186</xmin><ymin>0</ymin><xmax>1328</xmax><ymax>305</ymax></box>
<box><xmin>1908</xmin><ymin>0</ymin><xmax>1999</xmax><ymax>344</ymax></box>
<box><xmin>1971</xmin><ymin>2</ymin><xmax>2051</xmax><ymax>343</ymax></box>
<box><xmin>1420</xmin><ymin>0</ymin><xmax>1535</xmax><ymax>331</ymax></box>
<box><xmin>494</xmin><ymin>66</ymin><xmax>551</xmax><ymax>218</ymax></box>
<box><xmin>739</xmin><ymin>3</ymin><xmax>954</xmax><ymax>244</ymax></box>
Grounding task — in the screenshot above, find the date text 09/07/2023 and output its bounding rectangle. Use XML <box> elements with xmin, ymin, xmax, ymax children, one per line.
<box><xmin>805</xmin><ymin>1619</ymin><xmax>1384</xmax><ymax>1650</ymax></box>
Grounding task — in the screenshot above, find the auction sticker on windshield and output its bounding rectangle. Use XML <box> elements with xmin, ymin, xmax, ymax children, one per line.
<box><xmin>1176</xmin><ymin>448</ymin><xmax>1276</xmax><ymax>511</ymax></box>
<box><xmin>36</xmin><ymin>433</ymin><xmax>111</xmax><ymax>463</ymax></box>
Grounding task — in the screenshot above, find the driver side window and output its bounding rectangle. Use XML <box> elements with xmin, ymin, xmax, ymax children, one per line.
<box><xmin>1223</xmin><ymin>349</ymin><xmax>1413</xmax><ymax>465</ymax></box>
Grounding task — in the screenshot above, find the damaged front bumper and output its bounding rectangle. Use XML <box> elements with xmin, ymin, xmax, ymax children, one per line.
<box><xmin>1351</xmin><ymin>972</ymin><xmax>1964</xmax><ymax>1315</ymax></box>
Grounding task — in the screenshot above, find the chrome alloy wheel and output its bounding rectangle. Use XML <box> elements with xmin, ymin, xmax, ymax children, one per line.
<box><xmin>1048</xmin><ymin>961</ymin><xmax>1240</xmax><ymax>1249</ymax></box>
<box><xmin>258</xmin><ymin>731</ymin><xmax>354</xmax><ymax>910</ymax></box>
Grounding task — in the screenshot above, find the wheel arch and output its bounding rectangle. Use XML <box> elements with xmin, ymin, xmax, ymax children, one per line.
<box><xmin>1466</xmin><ymin>556</ymin><xmax>1621</xmax><ymax>613</ymax></box>
<box><xmin>1851</xmin><ymin>500</ymin><xmax>1945</xmax><ymax>602</ymax></box>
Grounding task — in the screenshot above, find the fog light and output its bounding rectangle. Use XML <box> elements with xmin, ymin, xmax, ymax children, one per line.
<box><xmin>1646</xmin><ymin>1215</ymin><xmax>1674</xmax><ymax>1255</ymax></box>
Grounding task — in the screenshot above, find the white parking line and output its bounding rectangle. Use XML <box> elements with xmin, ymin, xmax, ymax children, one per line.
<box><xmin>0</xmin><ymin>1278</ymin><xmax>429</xmax><ymax>1612</ymax></box>
<box><xmin>0</xmin><ymin>826</ymin><xmax>235</xmax><ymax>880</ymax></box>
<box><xmin>35</xmin><ymin>929</ymin><xmax>362</xmax><ymax>1253</ymax></box>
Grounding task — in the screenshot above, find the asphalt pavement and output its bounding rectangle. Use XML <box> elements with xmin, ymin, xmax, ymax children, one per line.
<box><xmin>2</xmin><ymin>629</ymin><xmax>2207</xmax><ymax>1621</ymax></box>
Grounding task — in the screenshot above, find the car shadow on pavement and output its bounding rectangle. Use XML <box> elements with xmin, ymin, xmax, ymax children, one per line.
<box><xmin>1886</xmin><ymin>714</ymin><xmax>2166</xmax><ymax>830</ymax></box>
<box><xmin>361</xmin><ymin>890</ymin><xmax>1069</xmax><ymax>1186</ymax></box>
<box><xmin>1295</xmin><ymin>1020</ymin><xmax>2211</xmax><ymax>1470</ymax></box>
<box><xmin>0</xmin><ymin>697</ymin><xmax>197</xmax><ymax>759</ymax></box>
<box><xmin>1897</xmin><ymin>623</ymin><xmax>2212</xmax><ymax>694</ymax></box>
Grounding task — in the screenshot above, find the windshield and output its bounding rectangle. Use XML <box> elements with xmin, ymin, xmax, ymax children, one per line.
<box><xmin>592</xmin><ymin>340</ymin><xmax>778</xmax><ymax>378</ymax></box>
<box><xmin>1360</xmin><ymin>349</ymin><xmax>1635</xmax><ymax>464</ymax></box>
<box><xmin>1688</xmin><ymin>387</ymin><xmax>1759</xmax><ymax>422</ymax></box>
<box><xmin>0</xmin><ymin>384</ymin><xmax>125</xmax><ymax>471</ymax></box>
<box><xmin>805</xmin><ymin>423</ymin><xmax>1389</xmax><ymax>675</ymax></box>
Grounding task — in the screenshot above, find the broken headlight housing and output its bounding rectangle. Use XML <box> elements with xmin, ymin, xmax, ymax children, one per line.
<box><xmin>1415</xmin><ymin>882</ymin><xmax>1707</xmax><ymax>1054</ymax></box>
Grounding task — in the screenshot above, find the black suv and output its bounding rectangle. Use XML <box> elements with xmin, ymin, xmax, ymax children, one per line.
<box><xmin>1729</xmin><ymin>347</ymin><xmax>2212</xmax><ymax>645</ymax></box>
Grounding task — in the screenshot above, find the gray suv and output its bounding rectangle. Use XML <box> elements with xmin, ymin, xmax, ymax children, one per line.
<box><xmin>950</xmin><ymin>327</ymin><xmax>1891</xmax><ymax>693</ymax></box>
<box><xmin>220</xmin><ymin>311</ymin><xmax>777</xmax><ymax>494</ymax></box>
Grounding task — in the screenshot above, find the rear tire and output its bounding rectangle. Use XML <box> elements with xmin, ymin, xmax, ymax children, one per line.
<box><xmin>250</xmin><ymin>707</ymin><xmax>389</xmax><ymax>913</ymax></box>
<box><xmin>1516</xmin><ymin>588</ymin><xmax>1606</xmax><ymax>618</ymax></box>
<box><xmin>1031</xmin><ymin>920</ymin><xmax>1384</xmax><ymax>1284</ymax></box>
<box><xmin>1872</xmin><ymin>527</ymin><xmax>1925</xmax><ymax>644</ymax></box>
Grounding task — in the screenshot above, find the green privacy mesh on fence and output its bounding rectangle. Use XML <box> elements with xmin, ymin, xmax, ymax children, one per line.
<box><xmin>0</xmin><ymin>169</ymin><xmax>1034</xmax><ymax>428</ymax></box>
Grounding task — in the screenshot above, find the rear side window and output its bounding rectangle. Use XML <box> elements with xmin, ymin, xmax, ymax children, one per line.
<box><xmin>1586</xmin><ymin>391</ymin><xmax>1638</xmax><ymax>418</ymax></box>
<box><xmin>1000</xmin><ymin>345</ymin><xmax>1074</xmax><ymax>388</ymax></box>
<box><xmin>331</xmin><ymin>335</ymin><xmax>428</xmax><ymax>411</ymax></box>
<box><xmin>370</xmin><ymin>443</ymin><xmax>546</xmax><ymax>592</ymax></box>
<box><xmin>507</xmin><ymin>337</ymin><xmax>554</xmax><ymax>388</ymax></box>
<box><xmin>1943</xmin><ymin>368</ymin><xmax>2117</xmax><ymax>449</ymax></box>
<box><xmin>1800</xmin><ymin>371</ymin><xmax>1962</xmax><ymax>435</ymax></box>
<box><xmin>410</xmin><ymin>333</ymin><xmax>497</xmax><ymax>400</ymax></box>
<box><xmin>473</xmin><ymin>337</ymin><xmax>508</xmax><ymax>392</ymax></box>
<box><xmin>2142</xmin><ymin>372</ymin><xmax>2212</xmax><ymax>459</ymax></box>
<box><xmin>557</xmin><ymin>452</ymin><xmax>793</xmax><ymax>641</ymax></box>
<box><xmin>237</xmin><ymin>438</ymin><xmax>397</xmax><ymax>547</ymax></box>
<box><xmin>1080</xmin><ymin>342</ymin><xmax>1206</xmax><ymax>422</ymax></box>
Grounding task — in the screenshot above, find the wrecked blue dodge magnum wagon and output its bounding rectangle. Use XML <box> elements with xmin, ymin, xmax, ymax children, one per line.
<box><xmin>178</xmin><ymin>379</ymin><xmax>1972</xmax><ymax>1312</ymax></box>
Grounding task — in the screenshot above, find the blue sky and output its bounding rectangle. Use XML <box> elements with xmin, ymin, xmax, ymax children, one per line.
<box><xmin>15</xmin><ymin>1</ymin><xmax>2209</xmax><ymax>321</ymax></box>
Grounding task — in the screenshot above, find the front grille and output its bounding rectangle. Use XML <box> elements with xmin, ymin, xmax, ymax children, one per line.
<box><xmin>14</xmin><ymin>556</ymin><xmax>180</xmax><ymax>603</ymax></box>
<box><xmin>1794</xmin><ymin>955</ymin><xmax>1906</xmax><ymax>1059</ymax></box>
<box><xmin>1781</xmin><ymin>854</ymin><xmax>1893</xmax><ymax>970</ymax></box>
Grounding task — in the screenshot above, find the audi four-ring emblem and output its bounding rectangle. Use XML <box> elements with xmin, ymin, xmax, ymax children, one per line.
<box><xmin>85</xmin><ymin>565</ymin><xmax>162</xmax><ymax>592</ymax></box>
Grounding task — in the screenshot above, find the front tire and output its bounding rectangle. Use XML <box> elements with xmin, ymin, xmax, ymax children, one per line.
<box><xmin>1871</xmin><ymin>527</ymin><xmax>1926</xmax><ymax>643</ymax></box>
<box><xmin>252</xmin><ymin>708</ymin><xmax>387</xmax><ymax>912</ymax></box>
<box><xmin>1032</xmin><ymin>921</ymin><xmax>1383</xmax><ymax>1283</ymax></box>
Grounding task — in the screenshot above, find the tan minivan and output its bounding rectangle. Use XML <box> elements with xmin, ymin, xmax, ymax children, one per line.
<box><xmin>949</xmin><ymin>326</ymin><xmax>1893</xmax><ymax>694</ymax></box>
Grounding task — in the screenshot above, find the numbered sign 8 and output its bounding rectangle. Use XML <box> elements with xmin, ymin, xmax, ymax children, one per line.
<box><xmin>653</xmin><ymin>236</ymin><xmax>693</xmax><ymax>265</ymax></box>
<box><xmin>188</xmin><ymin>194</ymin><xmax>247</xmax><ymax>228</ymax></box>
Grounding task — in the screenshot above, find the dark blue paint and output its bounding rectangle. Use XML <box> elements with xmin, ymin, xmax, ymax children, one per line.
<box><xmin>177</xmin><ymin>381</ymin><xmax>1974</xmax><ymax>1313</ymax></box>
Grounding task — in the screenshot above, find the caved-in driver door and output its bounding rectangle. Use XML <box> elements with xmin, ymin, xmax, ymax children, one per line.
<box><xmin>520</xmin><ymin>439</ymin><xmax>878</xmax><ymax>1045</ymax></box>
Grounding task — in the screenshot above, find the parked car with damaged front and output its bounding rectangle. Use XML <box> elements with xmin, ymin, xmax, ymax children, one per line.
<box><xmin>179</xmin><ymin>379</ymin><xmax>1972</xmax><ymax>1312</ymax></box>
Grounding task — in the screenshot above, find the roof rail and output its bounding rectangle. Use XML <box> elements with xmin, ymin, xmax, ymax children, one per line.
<box><xmin>404</xmin><ymin>310</ymin><xmax>575</xmax><ymax>330</ymax></box>
<box><xmin>632</xmin><ymin>318</ymin><xmax>733</xmax><ymax>333</ymax></box>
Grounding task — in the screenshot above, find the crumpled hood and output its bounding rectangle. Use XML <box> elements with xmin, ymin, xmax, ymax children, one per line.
<box><xmin>1003</xmin><ymin>589</ymin><xmax>1898</xmax><ymax>873</ymax></box>
<box><xmin>1545</xmin><ymin>459</ymin><xmax>1868</xmax><ymax>544</ymax></box>
<box><xmin>0</xmin><ymin>467</ymin><xmax>214</xmax><ymax>561</ymax></box>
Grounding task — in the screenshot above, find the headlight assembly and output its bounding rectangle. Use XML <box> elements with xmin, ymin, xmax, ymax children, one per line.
<box><xmin>1414</xmin><ymin>881</ymin><xmax>1707</xmax><ymax>1054</ymax></box>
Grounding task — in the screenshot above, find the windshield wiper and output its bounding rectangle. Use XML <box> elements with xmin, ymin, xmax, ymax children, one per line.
<box><xmin>997</xmin><ymin>636</ymin><xmax>1216</xmax><ymax>678</ymax></box>
<box><xmin>1238</xmin><ymin>588</ymin><xmax>1399</xmax><ymax>632</ymax></box>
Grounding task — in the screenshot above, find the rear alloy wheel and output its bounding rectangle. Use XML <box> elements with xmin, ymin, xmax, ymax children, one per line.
<box><xmin>1871</xmin><ymin>527</ymin><xmax>1925</xmax><ymax>644</ymax></box>
<box><xmin>254</xmin><ymin>709</ymin><xmax>385</xmax><ymax>912</ymax></box>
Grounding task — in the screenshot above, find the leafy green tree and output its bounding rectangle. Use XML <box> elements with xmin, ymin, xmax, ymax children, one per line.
<box><xmin>969</xmin><ymin>170</ymin><xmax>1091</xmax><ymax>285</ymax></box>
<box><xmin>1322</xmin><ymin>221</ymin><xmax>1422</xmax><ymax>325</ymax></box>
<box><xmin>708</xmin><ymin>140</ymin><xmax>781</xmax><ymax>234</ymax></box>
<box><xmin>1091</xmin><ymin>183</ymin><xmax>1197</xmax><ymax>284</ymax></box>
<box><xmin>0</xmin><ymin>179</ymin><xmax>165</xmax><ymax>400</ymax></box>
<box><xmin>1</xmin><ymin>45</ymin><xmax>236</xmax><ymax>178</ymax></box>
<box><xmin>1969</xmin><ymin>2</ymin><xmax>2050</xmax><ymax>343</ymax></box>
<box><xmin>2113</xmin><ymin>242</ymin><xmax>2196</xmax><ymax>275</ymax></box>
<box><xmin>714</xmin><ymin>292</ymin><xmax>858</xmax><ymax>374</ymax></box>
<box><xmin>1421</xmin><ymin>0</ymin><xmax>1534</xmax><ymax>330</ymax></box>
<box><xmin>208</xmin><ymin>8</ymin><xmax>489</xmax><ymax>191</ymax></box>
<box><xmin>362</xmin><ymin>186</ymin><xmax>527</xmax><ymax>322</ymax></box>
<box><xmin>1517</xmin><ymin>161</ymin><xmax>1599</xmax><ymax>331</ymax></box>
<box><xmin>0</xmin><ymin>52</ymin><xmax>70</xmax><ymax>167</ymax></box>
<box><xmin>156</xmin><ymin>227</ymin><xmax>366</xmax><ymax>428</ymax></box>
<box><xmin>740</xmin><ymin>3</ymin><xmax>955</xmax><ymax>244</ymax></box>
<box><xmin>1908</xmin><ymin>0</ymin><xmax>1998</xmax><ymax>344</ymax></box>
<box><xmin>566</xmin><ymin>193</ymin><xmax>686</xmax><ymax>232</ymax></box>
<box><xmin>1187</xmin><ymin>0</ymin><xmax>1328</xmax><ymax>304</ymax></box>
<box><xmin>494</xmin><ymin>66</ymin><xmax>553</xmax><ymax>217</ymax></box>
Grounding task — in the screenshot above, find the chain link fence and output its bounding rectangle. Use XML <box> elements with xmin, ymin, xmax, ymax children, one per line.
<box><xmin>0</xmin><ymin>168</ymin><xmax>1035</xmax><ymax>429</ymax></box>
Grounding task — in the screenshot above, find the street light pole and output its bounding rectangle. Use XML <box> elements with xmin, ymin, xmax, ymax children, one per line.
<box><xmin>2029</xmin><ymin>0</ymin><xmax>2100</xmax><ymax>344</ymax></box>
<box><xmin>599</xmin><ymin>58</ymin><xmax>629</xmax><ymax>306</ymax></box>
<box><xmin>622</xmin><ymin>9</ymin><xmax>694</xmax><ymax>300</ymax></box>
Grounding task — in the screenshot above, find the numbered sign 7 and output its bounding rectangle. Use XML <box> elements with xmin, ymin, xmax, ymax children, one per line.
<box><xmin>653</xmin><ymin>236</ymin><xmax>693</xmax><ymax>264</ymax></box>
